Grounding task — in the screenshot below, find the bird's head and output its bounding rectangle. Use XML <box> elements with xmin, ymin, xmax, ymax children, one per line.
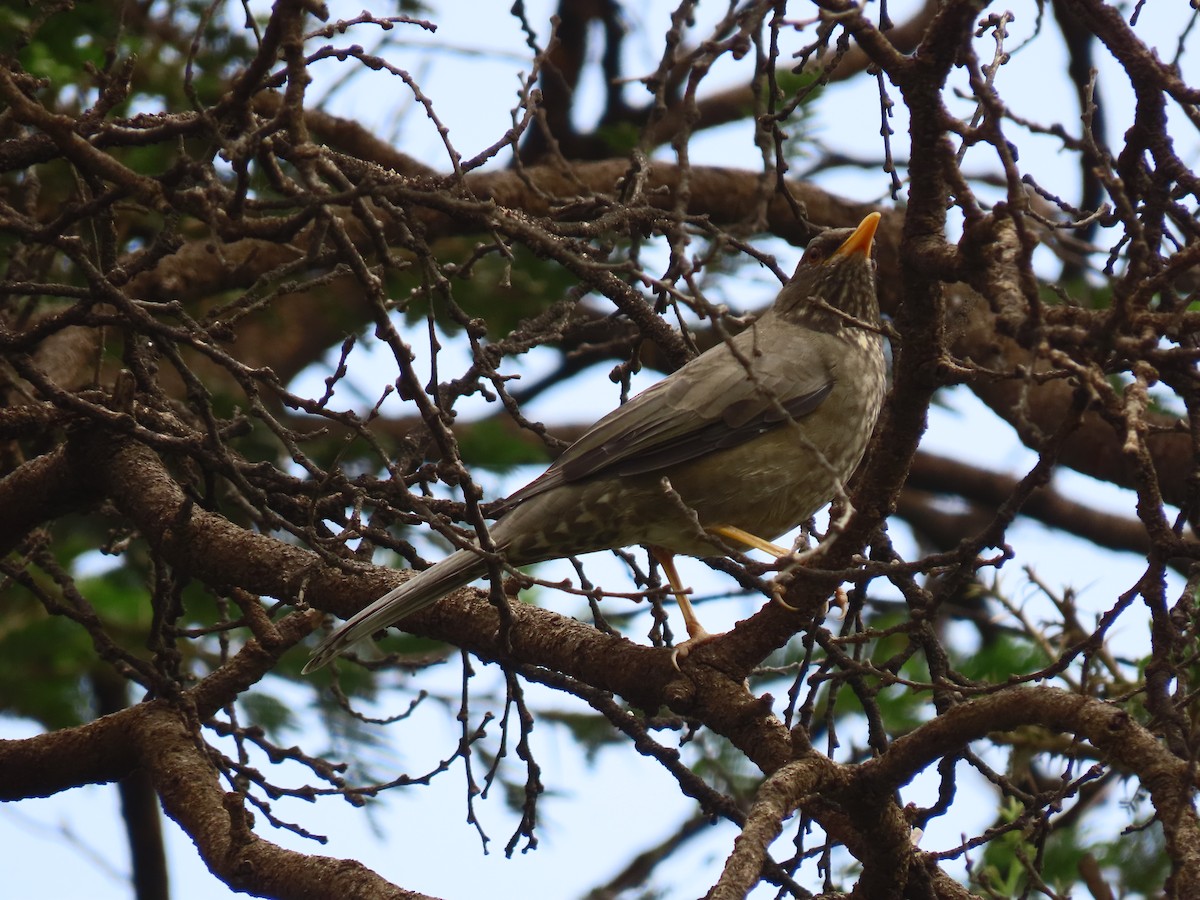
<box><xmin>773</xmin><ymin>212</ymin><xmax>882</xmax><ymax>326</ymax></box>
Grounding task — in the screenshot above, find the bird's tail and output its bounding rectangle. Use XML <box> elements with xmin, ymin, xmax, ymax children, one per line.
<box><xmin>302</xmin><ymin>549</ymin><xmax>488</xmax><ymax>673</ymax></box>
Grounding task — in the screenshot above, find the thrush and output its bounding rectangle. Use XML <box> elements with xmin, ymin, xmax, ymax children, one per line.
<box><xmin>304</xmin><ymin>212</ymin><xmax>885</xmax><ymax>673</ymax></box>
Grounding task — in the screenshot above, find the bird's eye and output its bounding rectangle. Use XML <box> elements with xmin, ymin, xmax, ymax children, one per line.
<box><xmin>801</xmin><ymin>234</ymin><xmax>838</xmax><ymax>265</ymax></box>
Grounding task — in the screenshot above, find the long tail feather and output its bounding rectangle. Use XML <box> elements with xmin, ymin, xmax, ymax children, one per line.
<box><xmin>303</xmin><ymin>550</ymin><xmax>487</xmax><ymax>673</ymax></box>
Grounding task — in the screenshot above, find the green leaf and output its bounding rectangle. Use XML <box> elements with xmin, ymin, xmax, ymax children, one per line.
<box><xmin>456</xmin><ymin>418</ymin><xmax>552</xmax><ymax>471</ymax></box>
<box><xmin>0</xmin><ymin>610</ymin><xmax>96</xmax><ymax>729</ymax></box>
<box><xmin>240</xmin><ymin>691</ymin><xmax>299</xmax><ymax>738</ymax></box>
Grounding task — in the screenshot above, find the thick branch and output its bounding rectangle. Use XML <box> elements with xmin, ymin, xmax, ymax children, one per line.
<box><xmin>0</xmin><ymin>445</ymin><xmax>103</xmax><ymax>556</ymax></box>
<box><xmin>71</xmin><ymin>427</ymin><xmax>796</xmax><ymax>771</ymax></box>
<box><xmin>857</xmin><ymin>686</ymin><xmax>1200</xmax><ymax>896</ymax></box>
<box><xmin>708</xmin><ymin>754</ymin><xmax>846</xmax><ymax>900</ymax></box>
<box><xmin>906</xmin><ymin>451</ymin><xmax>1159</xmax><ymax>558</ymax></box>
<box><xmin>713</xmin><ymin>686</ymin><xmax>1200</xmax><ymax>900</ymax></box>
<box><xmin>0</xmin><ymin>699</ymin><xmax>436</xmax><ymax>900</ymax></box>
<box><xmin>139</xmin><ymin>704</ymin><xmax>433</xmax><ymax>900</ymax></box>
<box><xmin>948</xmin><ymin>287</ymin><xmax>1190</xmax><ymax>508</ymax></box>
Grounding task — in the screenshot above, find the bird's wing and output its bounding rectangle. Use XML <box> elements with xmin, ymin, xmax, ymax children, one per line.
<box><xmin>501</xmin><ymin>318</ymin><xmax>835</xmax><ymax>507</ymax></box>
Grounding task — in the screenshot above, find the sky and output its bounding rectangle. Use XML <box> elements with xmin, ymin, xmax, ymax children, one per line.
<box><xmin>3</xmin><ymin>0</ymin><xmax>1197</xmax><ymax>898</ymax></box>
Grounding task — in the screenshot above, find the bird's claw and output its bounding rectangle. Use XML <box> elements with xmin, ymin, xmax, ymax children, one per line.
<box><xmin>771</xmin><ymin>580</ymin><xmax>798</xmax><ymax>612</ymax></box>
<box><xmin>830</xmin><ymin>587</ymin><xmax>849</xmax><ymax>617</ymax></box>
<box><xmin>670</xmin><ymin>627</ymin><xmax>718</xmax><ymax>670</ymax></box>
<box><xmin>771</xmin><ymin>583</ymin><xmax>848</xmax><ymax>617</ymax></box>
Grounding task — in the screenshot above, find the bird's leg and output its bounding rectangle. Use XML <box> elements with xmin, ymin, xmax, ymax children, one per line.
<box><xmin>709</xmin><ymin>525</ymin><xmax>789</xmax><ymax>558</ymax></box>
<box><xmin>710</xmin><ymin>525</ymin><xmax>847</xmax><ymax>618</ymax></box>
<box><xmin>649</xmin><ymin>547</ymin><xmax>714</xmax><ymax>668</ymax></box>
<box><xmin>649</xmin><ymin>547</ymin><xmax>710</xmax><ymax>641</ymax></box>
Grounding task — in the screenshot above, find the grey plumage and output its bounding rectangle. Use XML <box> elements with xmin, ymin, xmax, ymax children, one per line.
<box><xmin>303</xmin><ymin>213</ymin><xmax>885</xmax><ymax>673</ymax></box>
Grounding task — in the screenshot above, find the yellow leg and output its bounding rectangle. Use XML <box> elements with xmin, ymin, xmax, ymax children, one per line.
<box><xmin>710</xmin><ymin>525</ymin><xmax>790</xmax><ymax>558</ymax></box>
<box><xmin>708</xmin><ymin>526</ymin><xmax>846</xmax><ymax>616</ymax></box>
<box><xmin>649</xmin><ymin>547</ymin><xmax>720</xmax><ymax>669</ymax></box>
<box><xmin>649</xmin><ymin>547</ymin><xmax>710</xmax><ymax>642</ymax></box>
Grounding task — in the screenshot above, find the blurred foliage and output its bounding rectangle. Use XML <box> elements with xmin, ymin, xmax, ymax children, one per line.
<box><xmin>400</xmin><ymin>244</ymin><xmax>580</xmax><ymax>338</ymax></box>
<box><xmin>457</xmin><ymin>418</ymin><xmax>552</xmax><ymax>470</ymax></box>
<box><xmin>957</xmin><ymin>633</ymin><xmax>1047</xmax><ymax>683</ymax></box>
<box><xmin>974</xmin><ymin>794</ymin><xmax>1168</xmax><ymax>898</ymax></box>
<box><xmin>0</xmin><ymin>608</ymin><xmax>96</xmax><ymax>729</ymax></box>
<box><xmin>239</xmin><ymin>690</ymin><xmax>299</xmax><ymax>738</ymax></box>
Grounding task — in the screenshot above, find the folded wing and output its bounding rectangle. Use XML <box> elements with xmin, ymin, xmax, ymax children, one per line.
<box><xmin>500</xmin><ymin>316</ymin><xmax>836</xmax><ymax>509</ymax></box>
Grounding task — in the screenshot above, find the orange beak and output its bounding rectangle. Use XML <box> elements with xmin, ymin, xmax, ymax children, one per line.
<box><xmin>830</xmin><ymin>211</ymin><xmax>882</xmax><ymax>261</ymax></box>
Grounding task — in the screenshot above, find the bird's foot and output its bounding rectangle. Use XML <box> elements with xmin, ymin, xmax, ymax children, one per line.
<box><xmin>829</xmin><ymin>586</ymin><xmax>849</xmax><ymax>617</ymax></box>
<box><xmin>770</xmin><ymin>579</ymin><xmax>792</xmax><ymax>611</ymax></box>
<box><xmin>772</xmin><ymin>583</ymin><xmax>848</xmax><ymax>617</ymax></box>
<box><xmin>670</xmin><ymin>626</ymin><xmax>721</xmax><ymax>670</ymax></box>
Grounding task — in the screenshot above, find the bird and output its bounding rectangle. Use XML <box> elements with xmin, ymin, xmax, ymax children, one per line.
<box><xmin>303</xmin><ymin>212</ymin><xmax>885</xmax><ymax>674</ymax></box>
